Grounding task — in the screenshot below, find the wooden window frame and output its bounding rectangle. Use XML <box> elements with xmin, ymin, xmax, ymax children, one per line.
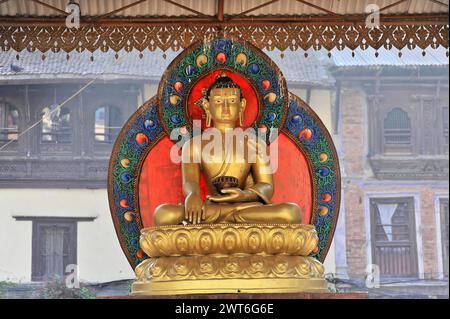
<box><xmin>382</xmin><ymin>107</ymin><xmax>413</xmax><ymax>155</ymax></box>
<box><xmin>370</xmin><ymin>197</ymin><xmax>419</xmax><ymax>280</ymax></box>
<box><xmin>93</xmin><ymin>105</ymin><xmax>123</xmax><ymax>145</ymax></box>
<box><xmin>0</xmin><ymin>101</ymin><xmax>19</xmax><ymax>145</ymax></box>
<box><xmin>30</xmin><ymin>218</ymin><xmax>77</xmax><ymax>282</ymax></box>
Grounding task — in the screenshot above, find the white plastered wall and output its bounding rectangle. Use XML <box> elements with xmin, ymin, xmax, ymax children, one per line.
<box><xmin>0</xmin><ymin>189</ymin><xmax>134</xmax><ymax>283</ymax></box>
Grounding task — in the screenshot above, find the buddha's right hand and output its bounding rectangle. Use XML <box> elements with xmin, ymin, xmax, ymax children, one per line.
<box><xmin>185</xmin><ymin>192</ymin><xmax>205</xmax><ymax>224</ymax></box>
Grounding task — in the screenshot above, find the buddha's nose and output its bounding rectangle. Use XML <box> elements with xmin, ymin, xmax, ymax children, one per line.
<box><xmin>222</xmin><ymin>102</ymin><xmax>230</xmax><ymax>115</ymax></box>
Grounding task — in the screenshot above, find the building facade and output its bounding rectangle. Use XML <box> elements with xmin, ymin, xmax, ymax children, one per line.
<box><xmin>332</xmin><ymin>50</ymin><xmax>449</xmax><ymax>291</ymax></box>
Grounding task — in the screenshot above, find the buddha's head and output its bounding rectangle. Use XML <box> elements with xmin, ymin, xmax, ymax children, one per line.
<box><xmin>202</xmin><ymin>72</ymin><xmax>246</xmax><ymax>127</ymax></box>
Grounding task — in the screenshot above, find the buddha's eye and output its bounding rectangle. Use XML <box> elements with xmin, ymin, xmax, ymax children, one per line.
<box><xmin>229</xmin><ymin>99</ymin><xmax>236</xmax><ymax>103</ymax></box>
<box><xmin>215</xmin><ymin>99</ymin><xmax>222</xmax><ymax>104</ymax></box>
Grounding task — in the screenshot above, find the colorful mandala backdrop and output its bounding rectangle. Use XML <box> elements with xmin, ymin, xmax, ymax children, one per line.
<box><xmin>108</xmin><ymin>38</ymin><xmax>340</xmax><ymax>268</ymax></box>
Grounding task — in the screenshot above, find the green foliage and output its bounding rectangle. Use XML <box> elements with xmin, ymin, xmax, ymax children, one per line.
<box><xmin>0</xmin><ymin>281</ymin><xmax>19</xmax><ymax>298</ymax></box>
<box><xmin>39</xmin><ymin>276</ymin><xmax>96</xmax><ymax>299</ymax></box>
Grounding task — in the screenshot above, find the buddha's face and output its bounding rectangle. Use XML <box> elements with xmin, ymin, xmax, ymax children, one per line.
<box><xmin>203</xmin><ymin>87</ymin><xmax>246</xmax><ymax>124</ymax></box>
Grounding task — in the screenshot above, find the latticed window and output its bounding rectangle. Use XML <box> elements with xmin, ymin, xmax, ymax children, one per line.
<box><xmin>94</xmin><ymin>105</ymin><xmax>122</xmax><ymax>143</ymax></box>
<box><xmin>41</xmin><ymin>105</ymin><xmax>72</xmax><ymax>144</ymax></box>
<box><xmin>383</xmin><ymin>108</ymin><xmax>412</xmax><ymax>154</ymax></box>
<box><xmin>440</xmin><ymin>199</ymin><xmax>449</xmax><ymax>278</ymax></box>
<box><xmin>370</xmin><ymin>197</ymin><xmax>418</xmax><ymax>278</ymax></box>
<box><xmin>0</xmin><ymin>102</ymin><xmax>19</xmax><ymax>144</ymax></box>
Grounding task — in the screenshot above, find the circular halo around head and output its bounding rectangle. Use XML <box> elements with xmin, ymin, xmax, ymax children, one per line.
<box><xmin>157</xmin><ymin>38</ymin><xmax>289</xmax><ymax>141</ymax></box>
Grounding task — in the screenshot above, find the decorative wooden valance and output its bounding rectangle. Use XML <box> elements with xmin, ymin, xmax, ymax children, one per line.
<box><xmin>0</xmin><ymin>23</ymin><xmax>448</xmax><ymax>54</ymax></box>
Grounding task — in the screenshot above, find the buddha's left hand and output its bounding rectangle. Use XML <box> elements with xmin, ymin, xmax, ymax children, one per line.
<box><xmin>207</xmin><ymin>188</ymin><xmax>254</xmax><ymax>203</ymax></box>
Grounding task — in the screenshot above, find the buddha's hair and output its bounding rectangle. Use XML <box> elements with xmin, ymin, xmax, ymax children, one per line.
<box><xmin>205</xmin><ymin>75</ymin><xmax>243</xmax><ymax>101</ymax></box>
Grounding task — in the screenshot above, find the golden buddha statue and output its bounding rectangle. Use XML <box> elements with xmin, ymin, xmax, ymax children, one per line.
<box><xmin>154</xmin><ymin>74</ymin><xmax>302</xmax><ymax>226</ymax></box>
<box><xmin>132</xmin><ymin>73</ymin><xmax>327</xmax><ymax>296</ymax></box>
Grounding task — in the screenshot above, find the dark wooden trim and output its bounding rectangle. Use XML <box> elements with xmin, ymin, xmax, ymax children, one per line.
<box><xmin>0</xmin><ymin>13</ymin><xmax>447</xmax><ymax>26</ymax></box>
<box><xmin>217</xmin><ymin>0</ymin><xmax>224</xmax><ymax>22</ymax></box>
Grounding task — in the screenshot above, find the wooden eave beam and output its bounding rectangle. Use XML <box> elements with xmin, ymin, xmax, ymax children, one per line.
<box><xmin>217</xmin><ymin>0</ymin><xmax>224</xmax><ymax>22</ymax></box>
<box><xmin>427</xmin><ymin>0</ymin><xmax>449</xmax><ymax>8</ymax></box>
<box><xmin>0</xmin><ymin>13</ymin><xmax>448</xmax><ymax>27</ymax></box>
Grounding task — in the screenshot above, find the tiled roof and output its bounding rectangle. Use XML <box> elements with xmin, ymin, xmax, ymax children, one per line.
<box><xmin>0</xmin><ymin>46</ymin><xmax>447</xmax><ymax>85</ymax></box>
<box><xmin>329</xmin><ymin>46</ymin><xmax>449</xmax><ymax>67</ymax></box>
<box><xmin>0</xmin><ymin>48</ymin><xmax>335</xmax><ymax>86</ymax></box>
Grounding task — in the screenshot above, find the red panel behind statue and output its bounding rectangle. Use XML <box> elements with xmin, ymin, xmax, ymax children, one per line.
<box><xmin>138</xmin><ymin>133</ymin><xmax>313</xmax><ymax>227</ymax></box>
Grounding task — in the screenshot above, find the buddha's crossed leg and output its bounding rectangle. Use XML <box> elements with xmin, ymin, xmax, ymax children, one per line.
<box><xmin>154</xmin><ymin>201</ymin><xmax>301</xmax><ymax>226</ymax></box>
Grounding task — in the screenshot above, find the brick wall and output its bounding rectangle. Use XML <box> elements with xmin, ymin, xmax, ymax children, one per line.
<box><xmin>341</xmin><ymin>88</ymin><xmax>367</xmax><ymax>277</ymax></box>
<box><xmin>339</xmin><ymin>87</ymin><xmax>448</xmax><ymax>280</ymax></box>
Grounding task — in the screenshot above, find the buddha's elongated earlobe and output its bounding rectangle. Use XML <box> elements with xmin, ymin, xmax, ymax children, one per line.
<box><xmin>239</xmin><ymin>98</ymin><xmax>247</xmax><ymax>127</ymax></box>
<box><xmin>203</xmin><ymin>99</ymin><xmax>211</xmax><ymax>127</ymax></box>
<box><xmin>206</xmin><ymin>111</ymin><xmax>212</xmax><ymax>127</ymax></box>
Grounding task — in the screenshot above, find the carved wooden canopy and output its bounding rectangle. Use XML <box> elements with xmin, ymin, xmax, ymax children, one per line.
<box><xmin>0</xmin><ymin>0</ymin><xmax>448</xmax><ymax>53</ymax></box>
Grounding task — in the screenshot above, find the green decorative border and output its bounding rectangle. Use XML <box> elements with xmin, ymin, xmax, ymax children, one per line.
<box><xmin>284</xmin><ymin>94</ymin><xmax>341</xmax><ymax>262</ymax></box>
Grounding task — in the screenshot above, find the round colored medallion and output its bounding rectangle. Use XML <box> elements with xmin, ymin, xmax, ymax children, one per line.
<box><xmin>264</xmin><ymin>92</ymin><xmax>277</xmax><ymax>103</ymax></box>
<box><xmin>291</xmin><ymin>114</ymin><xmax>302</xmax><ymax>124</ymax></box>
<box><xmin>236</xmin><ymin>53</ymin><xmax>248</xmax><ymax>66</ymax></box>
<box><xmin>136</xmin><ymin>249</ymin><xmax>146</xmax><ymax>259</ymax></box>
<box><xmin>262</xmin><ymin>80</ymin><xmax>271</xmax><ymax>90</ymax></box>
<box><xmin>121</xmin><ymin>172</ymin><xmax>132</xmax><ymax>183</ymax></box>
<box><xmin>322</xmin><ymin>193</ymin><xmax>332</xmax><ymax>203</ymax></box>
<box><xmin>319</xmin><ymin>153</ymin><xmax>328</xmax><ymax>163</ymax></box>
<box><xmin>196</xmin><ymin>54</ymin><xmax>208</xmax><ymax>67</ymax></box>
<box><xmin>170</xmin><ymin>95</ymin><xmax>181</xmax><ymax>106</ymax></box>
<box><xmin>174</xmin><ymin>82</ymin><xmax>184</xmax><ymax>92</ymax></box>
<box><xmin>120</xmin><ymin>199</ymin><xmax>129</xmax><ymax>208</ymax></box>
<box><xmin>144</xmin><ymin>119</ymin><xmax>155</xmax><ymax>130</ymax></box>
<box><xmin>299</xmin><ymin>128</ymin><xmax>313</xmax><ymax>141</ymax></box>
<box><xmin>170</xmin><ymin>114</ymin><xmax>181</xmax><ymax>125</ymax></box>
<box><xmin>319</xmin><ymin>206</ymin><xmax>329</xmax><ymax>216</ymax></box>
<box><xmin>124</xmin><ymin>211</ymin><xmax>134</xmax><ymax>222</ymax></box>
<box><xmin>266</xmin><ymin>112</ymin><xmax>277</xmax><ymax>122</ymax></box>
<box><xmin>248</xmin><ymin>63</ymin><xmax>260</xmax><ymax>74</ymax></box>
<box><xmin>216</xmin><ymin>52</ymin><xmax>226</xmax><ymax>63</ymax></box>
<box><xmin>120</xmin><ymin>158</ymin><xmax>130</xmax><ymax>168</ymax></box>
<box><xmin>136</xmin><ymin>133</ymin><xmax>149</xmax><ymax>145</ymax></box>
<box><xmin>185</xmin><ymin>65</ymin><xmax>196</xmax><ymax>76</ymax></box>
<box><xmin>318</xmin><ymin>167</ymin><xmax>330</xmax><ymax>177</ymax></box>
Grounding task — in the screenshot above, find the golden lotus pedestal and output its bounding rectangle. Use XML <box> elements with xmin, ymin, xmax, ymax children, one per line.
<box><xmin>131</xmin><ymin>224</ymin><xmax>328</xmax><ymax>296</ymax></box>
